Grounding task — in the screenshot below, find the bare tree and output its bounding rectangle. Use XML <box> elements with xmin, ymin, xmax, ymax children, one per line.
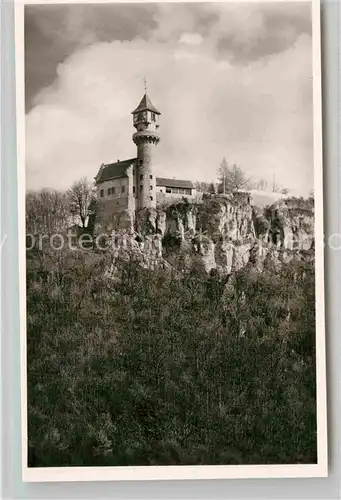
<box><xmin>208</xmin><ymin>182</ymin><xmax>217</xmax><ymax>194</ymax></box>
<box><xmin>217</xmin><ymin>159</ymin><xmax>250</xmax><ymax>193</ymax></box>
<box><xmin>249</xmin><ymin>177</ymin><xmax>289</xmax><ymax>195</ymax></box>
<box><xmin>271</xmin><ymin>174</ymin><xmax>285</xmax><ymax>193</ymax></box>
<box><xmin>252</xmin><ymin>178</ymin><xmax>269</xmax><ymax>191</ymax></box>
<box><xmin>194</xmin><ymin>181</ymin><xmax>211</xmax><ymax>193</ymax></box>
<box><xmin>68</xmin><ymin>177</ymin><xmax>95</xmax><ymax>229</ymax></box>
<box><xmin>217</xmin><ymin>158</ymin><xmax>229</xmax><ymax>194</ymax></box>
<box><xmin>26</xmin><ymin>189</ymin><xmax>70</xmax><ymax>235</ymax></box>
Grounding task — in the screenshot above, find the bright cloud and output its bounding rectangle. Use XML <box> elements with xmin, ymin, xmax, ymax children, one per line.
<box><xmin>179</xmin><ymin>32</ymin><xmax>203</xmax><ymax>45</ymax></box>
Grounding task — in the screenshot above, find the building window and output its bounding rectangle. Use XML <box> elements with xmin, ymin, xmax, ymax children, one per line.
<box><xmin>121</xmin><ymin>185</ymin><xmax>125</xmax><ymax>193</ymax></box>
<box><xmin>140</xmin><ymin>185</ymin><xmax>143</xmax><ymax>192</ymax></box>
<box><xmin>150</xmin><ymin>196</ymin><xmax>153</xmax><ymax>201</ymax></box>
<box><xmin>133</xmin><ymin>186</ymin><xmax>136</xmax><ymax>194</ymax></box>
<box><xmin>151</xmin><ymin>113</ymin><xmax>156</xmax><ymax>122</ymax></box>
<box><xmin>139</xmin><ymin>160</ymin><xmax>143</xmax><ymax>166</ymax></box>
<box><xmin>149</xmin><ymin>174</ymin><xmax>153</xmax><ymax>179</ymax></box>
<box><xmin>100</xmin><ymin>189</ymin><xmax>104</xmax><ymax>198</ymax></box>
<box><xmin>163</xmin><ymin>187</ymin><xmax>191</xmax><ymax>195</ymax></box>
<box><xmin>150</xmin><ymin>185</ymin><xmax>153</xmax><ymax>191</ymax></box>
<box><xmin>140</xmin><ymin>174</ymin><xmax>143</xmax><ymax>180</ymax></box>
<box><xmin>112</xmin><ymin>187</ymin><xmax>116</xmax><ymax>195</ymax></box>
<box><xmin>107</xmin><ymin>188</ymin><xmax>111</xmax><ymax>195</ymax></box>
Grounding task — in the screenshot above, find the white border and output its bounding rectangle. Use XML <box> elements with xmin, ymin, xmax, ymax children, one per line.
<box><xmin>15</xmin><ymin>0</ymin><xmax>328</xmax><ymax>482</ymax></box>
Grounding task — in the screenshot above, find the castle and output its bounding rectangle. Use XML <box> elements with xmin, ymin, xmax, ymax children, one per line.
<box><xmin>95</xmin><ymin>90</ymin><xmax>197</xmax><ymax>229</ymax></box>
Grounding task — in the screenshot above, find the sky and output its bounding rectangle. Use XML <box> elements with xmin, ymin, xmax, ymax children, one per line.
<box><xmin>25</xmin><ymin>1</ymin><xmax>314</xmax><ymax>195</ymax></box>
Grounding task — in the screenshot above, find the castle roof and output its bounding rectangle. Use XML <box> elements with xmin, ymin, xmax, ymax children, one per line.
<box><xmin>156</xmin><ymin>177</ymin><xmax>194</xmax><ymax>189</ymax></box>
<box><xmin>132</xmin><ymin>93</ymin><xmax>161</xmax><ymax>115</ymax></box>
<box><xmin>95</xmin><ymin>159</ymin><xmax>194</xmax><ymax>190</ymax></box>
<box><xmin>95</xmin><ymin>158</ymin><xmax>136</xmax><ymax>184</ymax></box>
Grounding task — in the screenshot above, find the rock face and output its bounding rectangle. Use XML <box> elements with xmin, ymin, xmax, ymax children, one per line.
<box><xmin>97</xmin><ymin>194</ymin><xmax>315</xmax><ymax>274</ymax></box>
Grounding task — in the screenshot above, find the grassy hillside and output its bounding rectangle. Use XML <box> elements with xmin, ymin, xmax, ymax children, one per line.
<box><xmin>27</xmin><ymin>248</ymin><xmax>316</xmax><ymax>466</ymax></box>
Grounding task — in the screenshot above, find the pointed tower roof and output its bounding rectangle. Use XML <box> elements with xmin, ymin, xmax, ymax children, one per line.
<box><xmin>131</xmin><ymin>93</ymin><xmax>161</xmax><ymax>115</ymax></box>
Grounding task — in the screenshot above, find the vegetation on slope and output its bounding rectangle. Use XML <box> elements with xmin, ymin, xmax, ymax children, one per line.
<box><xmin>27</xmin><ymin>248</ymin><xmax>316</xmax><ymax>467</ymax></box>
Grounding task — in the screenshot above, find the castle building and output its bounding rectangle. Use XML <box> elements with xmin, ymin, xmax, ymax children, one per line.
<box><xmin>95</xmin><ymin>90</ymin><xmax>196</xmax><ymax>228</ymax></box>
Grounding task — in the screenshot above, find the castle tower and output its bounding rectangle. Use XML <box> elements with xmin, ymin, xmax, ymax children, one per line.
<box><xmin>132</xmin><ymin>89</ymin><xmax>160</xmax><ymax>211</ymax></box>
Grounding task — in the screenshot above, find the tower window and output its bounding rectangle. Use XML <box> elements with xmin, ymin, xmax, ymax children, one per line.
<box><xmin>150</xmin><ymin>185</ymin><xmax>153</xmax><ymax>191</ymax></box>
<box><xmin>149</xmin><ymin>175</ymin><xmax>152</xmax><ymax>179</ymax></box>
<box><xmin>100</xmin><ymin>189</ymin><xmax>104</xmax><ymax>198</ymax></box>
<box><xmin>121</xmin><ymin>185</ymin><xmax>125</xmax><ymax>193</ymax></box>
<box><xmin>133</xmin><ymin>186</ymin><xmax>136</xmax><ymax>194</ymax></box>
<box><xmin>150</xmin><ymin>196</ymin><xmax>153</xmax><ymax>201</ymax></box>
<box><xmin>140</xmin><ymin>185</ymin><xmax>143</xmax><ymax>192</ymax></box>
<box><xmin>139</xmin><ymin>160</ymin><xmax>143</xmax><ymax>166</ymax></box>
<box><xmin>140</xmin><ymin>174</ymin><xmax>143</xmax><ymax>180</ymax></box>
<box><xmin>151</xmin><ymin>113</ymin><xmax>156</xmax><ymax>122</ymax></box>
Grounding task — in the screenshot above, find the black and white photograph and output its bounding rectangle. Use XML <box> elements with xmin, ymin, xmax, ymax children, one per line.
<box><xmin>17</xmin><ymin>0</ymin><xmax>327</xmax><ymax>481</ymax></box>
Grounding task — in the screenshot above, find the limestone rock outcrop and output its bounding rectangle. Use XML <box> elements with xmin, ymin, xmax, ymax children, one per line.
<box><xmin>97</xmin><ymin>193</ymin><xmax>314</xmax><ymax>274</ymax></box>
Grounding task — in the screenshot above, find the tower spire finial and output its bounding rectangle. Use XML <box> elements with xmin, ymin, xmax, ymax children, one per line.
<box><xmin>144</xmin><ymin>76</ymin><xmax>147</xmax><ymax>94</ymax></box>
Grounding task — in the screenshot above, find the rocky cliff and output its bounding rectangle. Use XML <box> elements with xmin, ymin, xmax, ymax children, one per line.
<box><xmin>100</xmin><ymin>193</ymin><xmax>314</xmax><ymax>274</ymax></box>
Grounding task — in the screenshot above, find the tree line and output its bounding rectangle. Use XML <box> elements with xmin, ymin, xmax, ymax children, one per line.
<box><xmin>195</xmin><ymin>158</ymin><xmax>290</xmax><ymax>195</ymax></box>
<box><xmin>26</xmin><ymin>177</ymin><xmax>95</xmax><ymax>235</ymax></box>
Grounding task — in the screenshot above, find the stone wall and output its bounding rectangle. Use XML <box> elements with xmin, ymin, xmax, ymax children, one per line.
<box><xmin>136</xmin><ymin>141</ymin><xmax>157</xmax><ymax>210</ymax></box>
<box><xmin>96</xmin><ymin>196</ymin><xmax>135</xmax><ymax>232</ymax></box>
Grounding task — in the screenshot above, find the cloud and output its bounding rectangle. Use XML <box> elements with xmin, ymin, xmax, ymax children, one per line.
<box><xmin>214</xmin><ymin>3</ymin><xmax>311</xmax><ymax>64</ymax></box>
<box><xmin>25</xmin><ymin>2</ymin><xmax>314</xmax><ymax>196</ymax></box>
<box><xmin>25</xmin><ymin>3</ymin><xmax>157</xmax><ymax>110</ymax></box>
<box><xmin>179</xmin><ymin>33</ymin><xmax>203</xmax><ymax>45</ymax></box>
